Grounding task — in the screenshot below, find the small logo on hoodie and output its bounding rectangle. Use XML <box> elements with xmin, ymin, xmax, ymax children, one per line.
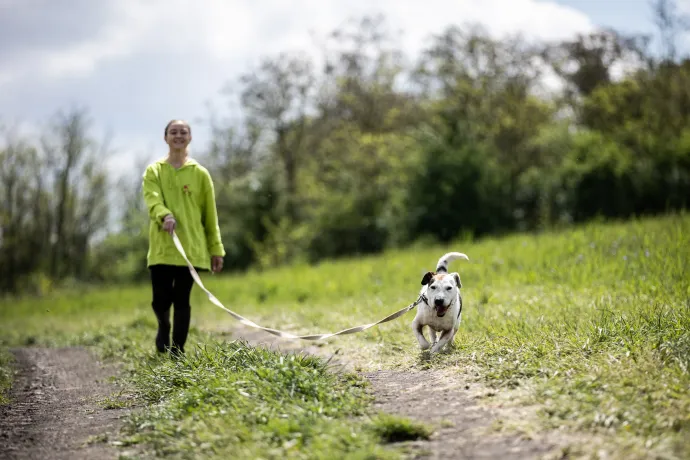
<box><xmin>182</xmin><ymin>184</ymin><xmax>191</xmax><ymax>196</ymax></box>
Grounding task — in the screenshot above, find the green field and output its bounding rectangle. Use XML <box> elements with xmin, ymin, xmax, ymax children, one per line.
<box><xmin>1</xmin><ymin>213</ymin><xmax>688</xmax><ymax>459</ymax></box>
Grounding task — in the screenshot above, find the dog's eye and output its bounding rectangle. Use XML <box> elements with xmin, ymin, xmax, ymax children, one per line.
<box><xmin>430</xmin><ymin>285</ymin><xmax>436</xmax><ymax>289</ymax></box>
<box><xmin>446</xmin><ymin>286</ymin><xmax>452</xmax><ymax>291</ymax></box>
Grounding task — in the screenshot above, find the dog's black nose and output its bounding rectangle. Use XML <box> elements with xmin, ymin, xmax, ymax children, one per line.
<box><xmin>434</xmin><ymin>298</ymin><xmax>444</xmax><ymax>307</ymax></box>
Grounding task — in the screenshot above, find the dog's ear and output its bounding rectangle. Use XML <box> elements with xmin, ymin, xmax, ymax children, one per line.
<box><xmin>452</xmin><ymin>272</ymin><xmax>462</xmax><ymax>289</ymax></box>
<box><xmin>421</xmin><ymin>271</ymin><xmax>435</xmax><ymax>286</ymax></box>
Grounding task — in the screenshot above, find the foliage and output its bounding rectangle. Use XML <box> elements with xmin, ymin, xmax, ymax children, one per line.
<box><xmin>0</xmin><ymin>108</ymin><xmax>110</xmax><ymax>293</ymax></box>
<box><xmin>2</xmin><ymin>1</ymin><xmax>690</xmax><ymax>291</ymax></box>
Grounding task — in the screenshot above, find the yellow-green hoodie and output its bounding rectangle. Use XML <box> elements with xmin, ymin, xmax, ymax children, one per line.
<box><xmin>142</xmin><ymin>157</ymin><xmax>225</xmax><ymax>270</ymax></box>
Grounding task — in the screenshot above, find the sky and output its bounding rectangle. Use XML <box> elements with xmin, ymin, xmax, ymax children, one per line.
<box><xmin>0</xmin><ymin>0</ymin><xmax>688</xmax><ymax>181</ymax></box>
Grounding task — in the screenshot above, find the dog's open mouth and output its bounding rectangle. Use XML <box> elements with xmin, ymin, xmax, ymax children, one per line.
<box><xmin>435</xmin><ymin>306</ymin><xmax>449</xmax><ymax>317</ymax></box>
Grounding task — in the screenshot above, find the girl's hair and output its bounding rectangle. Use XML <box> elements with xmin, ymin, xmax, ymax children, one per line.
<box><xmin>164</xmin><ymin>119</ymin><xmax>191</xmax><ymax>136</ymax></box>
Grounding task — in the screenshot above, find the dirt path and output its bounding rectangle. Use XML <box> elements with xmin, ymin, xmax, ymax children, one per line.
<box><xmin>0</xmin><ymin>347</ymin><xmax>133</xmax><ymax>460</ymax></box>
<box><xmin>0</xmin><ymin>340</ymin><xmax>569</xmax><ymax>460</ymax></box>
<box><xmin>363</xmin><ymin>369</ymin><xmax>561</xmax><ymax>459</ymax></box>
<box><xmin>230</xmin><ymin>328</ymin><xmax>569</xmax><ymax>460</ymax></box>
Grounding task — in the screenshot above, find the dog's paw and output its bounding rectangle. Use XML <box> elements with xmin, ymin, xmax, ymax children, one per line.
<box><xmin>415</xmin><ymin>335</ymin><xmax>432</xmax><ymax>350</ymax></box>
<box><xmin>430</xmin><ymin>344</ymin><xmax>445</xmax><ymax>354</ymax></box>
<box><xmin>431</xmin><ymin>343</ymin><xmax>454</xmax><ymax>354</ymax></box>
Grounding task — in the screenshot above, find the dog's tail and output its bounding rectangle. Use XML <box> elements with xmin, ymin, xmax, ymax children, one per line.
<box><xmin>436</xmin><ymin>252</ymin><xmax>469</xmax><ymax>273</ymax></box>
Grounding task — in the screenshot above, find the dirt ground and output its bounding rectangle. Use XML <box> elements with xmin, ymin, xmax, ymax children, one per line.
<box><xmin>362</xmin><ymin>368</ymin><xmax>562</xmax><ymax>459</ymax></box>
<box><xmin>0</xmin><ymin>347</ymin><xmax>133</xmax><ymax>460</ymax></box>
<box><xmin>0</xmin><ymin>337</ymin><xmax>570</xmax><ymax>460</ymax></box>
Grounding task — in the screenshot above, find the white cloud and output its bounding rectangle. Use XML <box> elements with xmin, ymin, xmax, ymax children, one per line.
<box><xmin>0</xmin><ymin>0</ymin><xmax>600</xmax><ymax>186</ymax></box>
<box><xmin>385</xmin><ymin>0</ymin><xmax>593</xmax><ymax>48</ymax></box>
<box><xmin>42</xmin><ymin>31</ymin><xmax>137</xmax><ymax>79</ymax></box>
<box><xmin>0</xmin><ymin>0</ymin><xmax>595</xmax><ymax>87</ymax></box>
<box><xmin>114</xmin><ymin>0</ymin><xmax>257</xmax><ymax>59</ymax></box>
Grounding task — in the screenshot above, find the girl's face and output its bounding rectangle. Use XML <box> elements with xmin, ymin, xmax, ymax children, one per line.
<box><xmin>165</xmin><ymin>121</ymin><xmax>192</xmax><ymax>150</ymax></box>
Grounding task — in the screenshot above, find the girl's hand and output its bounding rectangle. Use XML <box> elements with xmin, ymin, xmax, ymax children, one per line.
<box><xmin>163</xmin><ymin>214</ymin><xmax>176</xmax><ymax>235</ymax></box>
<box><xmin>211</xmin><ymin>256</ymin><xmax>224</xmax><ymax>273</ymax></box>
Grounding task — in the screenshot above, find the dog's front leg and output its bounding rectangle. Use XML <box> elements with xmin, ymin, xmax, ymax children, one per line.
<box><xmin>412</xmin><ymin>321</ymin><xmax>431</xmax><ymax>350</ymax></box>
<box><xmin>431</xmin><ymin>329</ymin><xmax>453</xmax><ymax>353</ymax></box>
<box><xmin>427</xmin><ymin>328</ymin><xmax>437</xmax><ymax>346</ymax></box>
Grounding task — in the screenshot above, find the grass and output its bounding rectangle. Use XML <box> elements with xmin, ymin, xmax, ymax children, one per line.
<box><xmin>0</xmin><ymin>347</ymin><xmax>14</xmax><ymax>405</ymax></box>
<box><xmin>114</xmin><ymin>335</ymin><xmax>409</xmax><ymax>458</ymax></box>
<box><xmin>369</xmin><ymin>414</ymin><xmax>433</xmax><ymax>443</ymax></box>
<box><xmin>1</xmin><ymin>314</ymin><xmax>426</xmax><ymax>458</ymax></box>
<box><xmin>1</xmin><ymin>212</ymin><xmax>689</xmax><ymax>458</ymax></box>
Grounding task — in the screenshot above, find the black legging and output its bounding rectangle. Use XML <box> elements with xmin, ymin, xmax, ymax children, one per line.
<box><xmin>149</xmin><ymin>264</ymin><xmax>195</xmax><ymax>354</ymax></box>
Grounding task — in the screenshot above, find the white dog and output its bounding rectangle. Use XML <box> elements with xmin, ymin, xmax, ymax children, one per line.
<box><xmin>411</xmin><ymin>252</ymin><xmax>469</xmax><ymax>353</ymax></box>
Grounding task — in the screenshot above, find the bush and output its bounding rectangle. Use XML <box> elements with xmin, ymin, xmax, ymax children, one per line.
<box><xmin>406</xmin><ymin>129</ymin><xmax>510</xmax><ymax>242</ymax></box>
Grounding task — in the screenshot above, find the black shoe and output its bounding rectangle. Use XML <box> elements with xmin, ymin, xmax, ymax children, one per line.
<box><xmin>156</xmin><ymin>326</ymin><xmax>170</xmax><ymax>353</ymax></box>
<box><xmin>154</xmin><ymin>310</ymin><xmax>171</xmax><ymax>353</ymax></box>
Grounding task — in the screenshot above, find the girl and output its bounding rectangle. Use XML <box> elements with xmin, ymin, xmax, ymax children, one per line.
<box><xmin>142</xmin><ymin>119</ymin><xmax>225</xmax><ymax>356</ymax></box>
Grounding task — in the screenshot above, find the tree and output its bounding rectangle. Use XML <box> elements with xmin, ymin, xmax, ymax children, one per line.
<box><xmin>315</xmin><ymin>14</ymin><xmax>420</xmax><ymax>133</ymax></box>
<box><xmin>39</xmin><ymin>107</ymin><xmax>110</xmax><ymax>281</ymax></box>
<box><xmin>412</xmin><ymin>24</ymin><xmax>557</xmax><ymax>229</ymax></box>
<box><xmin>651</xmin><ymin>0</ymin><xmax>690</xmax><ymax>63</ymax></box>
<box><xmin>237</xmin><ymin>53</ymin><xmax>316</xmax><ymax>221</ymax></box>
<box><xmin>0</xmin><ymin>127</ymin><xmax>49</xmax><ymax>292</ymax></box>
<box><xmin>541</xmin><ymin>28</ymin><xmax>650</xmax><ymax>104</ymax></box>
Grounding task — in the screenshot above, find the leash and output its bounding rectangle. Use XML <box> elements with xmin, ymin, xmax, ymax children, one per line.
<box><xmin>171</xmin><ymin>231</ymin><xmax>424</xmax><ymax>340</ymax></box>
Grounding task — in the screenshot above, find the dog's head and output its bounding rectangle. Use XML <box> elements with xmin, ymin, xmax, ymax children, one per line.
<box><xmin>421</xmin><ymin>271</ymin><xmax>461</xmax><ymax>317</ymax></box>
